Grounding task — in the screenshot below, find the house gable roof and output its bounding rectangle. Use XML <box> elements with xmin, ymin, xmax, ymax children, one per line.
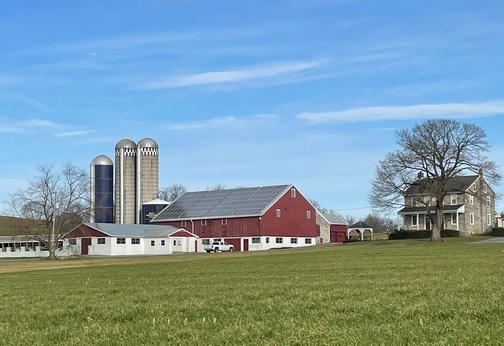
<box><xmin>405</xmin><ymin>175</ymin><xmax>479</xmax><ymax>195</ymax></box>
<box><xmin>151</xmin><ymin>184</ymin><xmax>292</xmax><ymax>221</ymax></box>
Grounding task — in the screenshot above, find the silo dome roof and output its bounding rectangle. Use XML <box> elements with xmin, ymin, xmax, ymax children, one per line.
<box><xmin>91</xmin><ymin>155</ymin><xmax>113</xmax><ymax>166</ymax></box>
<box><xmin>115</xmin><ymin>139</ymin><xmax>137</xmax><ymax>149</ymax></box>
<box><xmin>137</xmin><ymin>138</ymin><xmax>158</xmax><ymax>148</ymax></box>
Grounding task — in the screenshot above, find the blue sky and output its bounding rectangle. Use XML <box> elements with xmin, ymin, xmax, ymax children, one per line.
<box><xmin>1</xmin><ymin>0</ymin><xmax>503</xmax><ymax>219</ymax></box>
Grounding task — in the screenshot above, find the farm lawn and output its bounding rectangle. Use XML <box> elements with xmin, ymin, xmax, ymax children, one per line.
<box><xmin>1</xmin><ymin>237</ymin><xmax>503</xmax><ymax>345</ymax></box>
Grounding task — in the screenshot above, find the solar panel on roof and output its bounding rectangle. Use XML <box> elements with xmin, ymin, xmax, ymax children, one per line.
<box><xmin>152</xmin><ymin>185</ymin><xmax>291</xmax><ymax>220</ymax></box>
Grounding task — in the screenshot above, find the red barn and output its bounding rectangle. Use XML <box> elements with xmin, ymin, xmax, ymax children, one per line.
<box><xmin>150</xmin><ymin>184</ymin><xmax>317</xmax><ymax>251</ymax></box>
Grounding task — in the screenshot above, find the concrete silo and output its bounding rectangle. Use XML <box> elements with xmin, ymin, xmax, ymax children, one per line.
<box><xmin>136</xmin><ymin>138</ymin><xmax>159</xmax><ymax>223</ymax></box>
<box><xmin>115</xmin><ymin>139</ymin><xmax>137</xmax><ymax>224</ymax></box>
<box><xmin>90</xmin><ymin>155</ymin><xmax>114</xmax><ymax>223</ymax></box>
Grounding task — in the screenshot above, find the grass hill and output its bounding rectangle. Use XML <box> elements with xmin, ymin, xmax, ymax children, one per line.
<box><xmin>0</xmin><ymin>215</ymin><xmax>19</xmax><ymax>236</ymax></box>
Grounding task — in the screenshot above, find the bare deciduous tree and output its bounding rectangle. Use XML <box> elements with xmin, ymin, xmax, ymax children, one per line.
<box><xmin>362</xmin><ymin>213</ymin><xmax>398</xmax><ymax>233</ymax></box>
<box><xmin>369</xmin><ymin>119</ymin><xmax>500</xmax><ymax>242</ymax></box>
<box><xmin>158</xmin><ymin>183</ymin><xmax>187</xmax><ymax>201</ymax></box>
<box><xmin>5</xmin><ymin>163</ymin><xmax>89</xmax><ymax>258</ymax></box>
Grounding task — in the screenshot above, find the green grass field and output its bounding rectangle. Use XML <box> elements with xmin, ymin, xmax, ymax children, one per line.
<box><xmin>1</xmin><ymin>238</ymin><xmax>503</xmax><ymax>345</ymax></box>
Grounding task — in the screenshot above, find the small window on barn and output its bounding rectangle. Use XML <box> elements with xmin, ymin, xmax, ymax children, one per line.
<box><xmin>276</xmin><ymin>238</ymin><xmax>283</xmax><ymax>244</ymax></box>
<box><xmin>291</xmin><ymin>238</ymin><xmax>298</xmax><ymax>244</ymax></box>
<box><xmin>116</xmin><ymin>238</ymin><xmax>125</xmax><ymax>244</ymax></box>
<box><xmin>252</xmin><ymin>237</ymin><xmax>260</xmax><ymax>244</ymax></box>
<box><xmin>305</xmin><ymin>238</ymin><xmax>312</xmax><ymax>244</ymax></box>
<box><xmin>291</xmin><ymin>188</ymin><xmax>296</xmax><ymax>198</ymax></box>
<box><xmin>131</xmin><ymin>238</ymin><xmax>140</xmax><ymax>245</ymax></box>
<box><xmin>276</xmin><ymin>209</ymin><xmax>281</xmax><ymax>218</ymax></box>
<box><xmin>161</xmin><ymin>240</ymin><xmax>165</xmax><ymax>246</ymax></box>
<box><xmin>266</xmin><ymin>237</ymin><xmax>270</xmax><ymax>243</ymax></box>
<box><xmin>202</xmin><ymin>239</ymin><xmax>210</xmax><ymax>245</ymax></box>
<box><xmin>306</xmin><ymin>211</ymin><xmax>311</xmax><ymax>219</ymax></box>
<box><xmin>201</xmin><ymin>219</ymin><xmax>207</xmax><ymax>226</ymax></box>
<box><xmin>98</xmin><ymin>238</ymin><xmax>106</xmax><ymax>245</ymax></box>
<box><xmin>69</xmin><ymin>238</ymin><xmax>77</xmax><ymax>245</ymax></box>
<box><xmin>151</xmin><ymin>240</ymin><xmax>155</xmax><ymax>246</ymax></box>
<box><xmin>181</xmin><ymin>220</ymin><xmax>187</xmax><ymax>227</ymax></box>
<box><xmin>222</xmin><ymin>218</ymin><xmax>227</xmax><ymax>225</ymax></box>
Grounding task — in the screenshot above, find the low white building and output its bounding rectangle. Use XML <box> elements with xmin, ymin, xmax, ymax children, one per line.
<box><xmin>64</xmin><ymin>223</ymin><xmax>199</xmax><ymax>256</ymax></box>
<box><xmin>0</xmin><ymin>235</ymin><xmax>76</xmax><ymax>258</ymax></box>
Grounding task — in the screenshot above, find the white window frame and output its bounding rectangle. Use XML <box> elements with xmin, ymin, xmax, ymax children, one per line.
<box><xmin>423</xmin><ymin>196</ymin><xmax>430</xmax><ymax>205</ymax></box>
<box><xmin>483</xmin><ymin>184</ymin><xmax>488</xmax><ymax>193</ymax></box>
<box><xmin>151</xmin><ymin>240</ymin><xmax>155</xmax><ymax>246</ymax></box>
<box><xmin>201</xmin><ymin>219</ymin><xmax>207</xmax><ymax>226</ymax></box>
<box><xmin>451</xmin><ymin>214</ymin><xmax>457</xmax><ymax>225</ymax></box>
<box><xmin>131</xmin><ymin>238</ymin><xmax>140</xmax><ymax>245</ymax></box>
<box><xmin>222</xmin><ymin>218</ymin><xmax>227</xmax><ymax>225</ymax></box>
<box><xmin>305</xmin><ymin>238</ymin><xmax>312</xmax><ymax>244</ymax></box>
<box><xmin>181</xmin><ymin>220</ymin><xmax>187</xmax><ymax>227</ymax></box>
<box><xmin>161</xmin><ymin>240</ymin><xmax>165</xmax><ymax>246</ymax></box>
<box><xmin>450</xmin><ymin>194</ymin><xmax>457</xmax><ymax>205</ymax></box>
<box><xmin>251</xmin><ymin>237</ymin><xmax>260</xmax><ymax>244</ymax></box>
<box><xmin>202</xmin><ymin>239</ymin><xmax>210</xmax><ymax>245</ymax></box>
<box><xmin>275</xmin><ymin>237</ymin><xmax>283</xmax><ymax>244</ymax></box>
<box><xmin>97</xmin><ymin>238</ymin><xmax>106</xmax><ymax>245</ymax></box>
<box><xmin>411</xmin><ymin>215</ymin><xmax>418</xmax><ymax>227</ymax></box>
<box><xmin>487</xmin><ymin>214</ymin><xmax>491</xmax><ymax>226</ymax></box>
<box><xmin>276</xmin><ymin>208</ymin><xmax>281</xmax><ymax>218</ymax></box>
<box><xmin>291</xmin><ymin>238</ymin><xmax>298</xmax><ymax>244</ymax></box>
<box><xmin>470</xmin><ymin>213</ymin><xmax>475</xmax><ymax>225</ymax></box>
<box><xmin>469</xmin><ymin>195</ymin><xmax>474</xmax><ymax>205</ymax></box>
<box><xmin>291</xmin><ymin>188</ymin><xmax>296</xmax><ymax>198</ymax></box>
<box><xmin>306</xmin><ymin>211</ymin><xmax>311</xmax><ymax>219</ymax></box>
<box><xmin>486</xmin><ymin>196</ymin><xmax>491</xmax><ymax>207</ymax></box>
<box><xmin>117</xmin><ymin>238</ymin><xmax>125</xmax><ymax>244</ymax></box>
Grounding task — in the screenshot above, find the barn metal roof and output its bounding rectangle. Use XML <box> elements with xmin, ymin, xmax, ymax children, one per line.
<box><xmin>322</xmin><ymin>213</ymin><xmax>348</xmax><ymax>225</ymax></box>
<box><xmin>151</xmin><ymin>185</ymin><xmax>292</xmax><ymax>221</ymax></box>
<box><xmin>84</xmin><ymin>223</ymin><xmax>180</xmax><ymax>237</ymax></box>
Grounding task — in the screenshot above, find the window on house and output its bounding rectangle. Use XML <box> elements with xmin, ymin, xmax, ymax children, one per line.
<box><xmin>411</xmin><ymin>215</ymin><xmax>418</xmax><ymax>226</ymax></box>
<box><xmin>131</xmin><ymin>238</ymin><xmax>140</xmax><ymax>244</ymax></box>
<box><xmin>222</xmin><ymin>218</ymin><xmax>227</xmax><ymax>225</ymax></box>
<box><xmin>201</xmin><ymin>219</ymin><xmax>207</xmax><ymax>226</ymax></box>
<box><xmin>291</xmin><ymin>188</ymin><xmax>296</xmax><ymax>198</ymax></box>
<box><xmin>98</xmin><ymin>238</ymin><xmax>106</xmax><ymax>245</ymax></box>
<box><xmin>252</xmin><ymin>237</ymin><xmax>260</xmax><ymax>244</ymax></box>
<box><xmin>266</xmin><ymin>237</ymin><xmax>270</xmax><ymax>243</ymax></box>
<box><xmin>116</xmin><ymin>238</ymin><xmax>125</xmax><ymax>244</ymax></box>
<box><xmin>306</xmin><ymin>211</ymin><xmax>311</xmax><ymax>219</ymax></box>
<box><xmin>161</xmin><ymin>240</ymin><xmax>165</xmax><ymax>246</ymax></box>
<box><xmin>276</xmin><ymin>238</ymin><xmax>283</xmax><ymax>244</ymax></box>
<box><xmin>469</xmin><ymin>195</ymin><xmax>474</xmax><ymax>205</ymax></box>
<box><xmin>69</xmin><ymin>238</ymin><xmax>77</xmax><ymax>245</ymax></box>
<box><xmin>470</xmin><ymin>213</ymin><xmax>475</xmax><ymax>225</ymax></box>
<box><xmin>276</xmin><ymin>209</ymin><xmax>281</xmax><ymax>218</ymax></box>
<box><xmin>486</xmin><ymin>214</ymin><xmax>491</xmax><ymax>226</ymax></box>
<box><xmin>451</xmin><ymin>214</ymin><xmax>457</xmax><ymax>225</ymax></box>
<box><xmin>413</xmin><ymin>199</ymin><xmax>418</xmax><ymax>207</ymax></box>
<box><xmin>291</xmin><ymin>238</ymin><xmax>298</xmax><ymax>244</ymax></box>
<box><xmin>486</xmin><ymin>196</ymin><xmax>491</xmax><ymax>207</ymax></box>
<box><xmin>202</xmin><ymin>239</ymin><xmax>210</xmax><ymax>245</ymax></box>
<box><xmin>450</xmin><ymin>194</ymin><xmax>457</xmax><ymax>205</ymax></box>
<box><xmin>483</xmin><ymin>184</ymin><xmax>488</xmax><ymax>193</ymax></box>
<box><xmin>181</xmin><ymin>220</ymin><xmax>187</xmax><ymax>227</ymax></box>
<box><xmin>473</xmin><ymin>183</ymin><xmax>477</xmax><ymax>192</ymax></box>
<box><xmin>423</xmin><ymin>196</ymin><xmax>430</xmax><ymax>205</ymax></box>
<box><xmin>305</xmin><ymin>238</ymin><xmax>312</xmax><ymax>244</ymax></box>
<box><xmin>151</xmin><ymin>240</ymin><xmax>155</xmax><ymax>246</ymax></box>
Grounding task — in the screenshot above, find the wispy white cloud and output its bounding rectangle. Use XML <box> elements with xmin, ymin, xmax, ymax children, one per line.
<box><xmin>54</xmin><ymin>130</ymin><xmax>96</xmax><ymax>137</ymax></box>
<box><xmin>132</xmin><ymin>60</ymin><xmax>324</xmax><ymax>90</ymax></box>
<box><xmin>0</xmin><ymin>74</ymin><xmax>24</xmax><ymax>86</ymax></box>
<box><xmin>164</xmin><ymin>113</ymin><xmax>280</xmax><ymax>131</ymax></box>
<box><xmin>297</xmin><ymin>100</ymin><xmax>504</xmax><ymax>124</ymax></box>
<box><xmin>0</xmin><ymin>119</ymin><xmax>60</xmax><ymax>134</ymax></box>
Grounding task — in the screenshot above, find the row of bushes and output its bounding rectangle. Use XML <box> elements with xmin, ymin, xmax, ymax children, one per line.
<box><xmin>492</xmin><ymin>227</ymin><xmax>504</xmax><ymax>236</ymax></box>
<box><xmin>388</xmin><ymin>229</ymin><xmax>460</xmax><ymax>240</ymax></box>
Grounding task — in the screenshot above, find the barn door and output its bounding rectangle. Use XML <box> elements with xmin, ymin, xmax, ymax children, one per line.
<box><xmin>81</xmin><ymin>238</ymin><xmax>91</xmax><ymax>255</ymax></box>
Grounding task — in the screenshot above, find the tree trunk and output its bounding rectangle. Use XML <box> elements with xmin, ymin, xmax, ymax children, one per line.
<box><xmin>430</xmin><ymin>205</ymin><xmax>443</xmax><ymax>242</ymax></box>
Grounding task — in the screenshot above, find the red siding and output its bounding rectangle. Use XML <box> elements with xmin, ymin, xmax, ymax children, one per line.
<box><xmin>65</xmin><ymin>225</ymin><xmax>108</xmax><ymax>238</ymax></box>
<box><xmin>261</xmin><ymin>187</ymin><xmax>317</xmax><ymax>237</ymax></box>
<box><xmin>154</xmin><ymin>217</ymin><xmax>261</xmax><ymax>238</ymax></box>
<box><xmin>329</xmin><ymin>224</ymin><xmax>347</xmax><ymax>243</ymax></box>
<box><xmin>224</xmin><ymin>238</ymin><xmax>241</xmax><ymax>251</ymax></box>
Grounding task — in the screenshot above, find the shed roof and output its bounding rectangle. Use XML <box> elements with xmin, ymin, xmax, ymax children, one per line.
<box><xmin>83</xmin><ymin>223</ymin><xmax>182</xmax><ymax>237</ymax></box>
<box><xmin>322</xmin><ymin>213</ymin><xmax>348</xmax><ymax>225</ymax></box>
<box><xmin>152</xmin><ymin>185</ymin><xmax>292</xmax><ymax>221</ymax></box>
<box><xmin>349</xmin><ymin>221</ymin><xmax>372</xmax><ymax>229</ymax></box>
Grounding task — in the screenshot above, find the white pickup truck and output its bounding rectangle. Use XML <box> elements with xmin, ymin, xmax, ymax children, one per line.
<box><xmin>204</xmin><ymin>241</ymin><xmax>234</xmax><ymax>253</ymax></box>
